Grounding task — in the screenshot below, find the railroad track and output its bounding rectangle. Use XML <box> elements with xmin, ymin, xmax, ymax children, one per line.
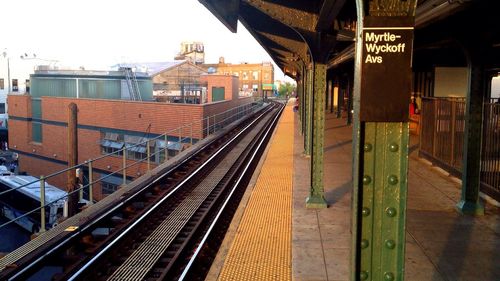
<box><xmin>0</xmin><ymin>101</ymin><xmax>284</xmax><ymax>281</ymax></box>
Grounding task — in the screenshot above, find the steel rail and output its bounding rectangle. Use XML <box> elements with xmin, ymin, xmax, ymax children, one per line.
<box><xmin>178</xmin><ymin>103</ymin><xmax>285</xmax><ymax>280</ymax></box>
<box><xmin>78</xmin><ymin>103</ymin><xmax>280</xmax><ymax>280</ymax></box>
<box><xmin>5</xmin><ymin>105</ymin><xmax>273</xmax><ymax>281</ymax></box>
<box><xmin>68</xmin><ymin>104</ymin><xmax>276</xmax><ymax>281</ymax></box>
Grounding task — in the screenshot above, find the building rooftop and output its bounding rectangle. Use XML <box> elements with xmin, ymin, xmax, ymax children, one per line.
<box><xmin>33</xmin><ymin>68</ymin><xmax>150</xmax><ymax>78</ymax></box>
<box><xmin>0</xmin><ymin>175</ymin><xmax>67</xmax><ymax>205</ymax></box>
<box><xmin>111</xmin><ymin>61</ymin><xmax>187</xmax><ymax>76</ymax></box>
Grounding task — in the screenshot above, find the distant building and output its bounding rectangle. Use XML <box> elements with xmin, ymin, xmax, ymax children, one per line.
<box><xmin>31</xmin><ymin>67</ymin><xmax>153</xmax><ymax>101</ymax></box>
<box><xmin>8</xmin><ymin>73</ymin><xmax>252</xmax><ymax>200</ymax></box>
<box><xmin>0</xmin><ymin>55</ymin><xmax>39</xmax><ymax>138</ymax></box>
<box><xmin>203</xmin><ymin>57</ymin><xmax>275</xmax><ymax>98</ymax></box>
<box><xmin>174</xmin><ymin>41</ymin><xmax>205</xmax><ymax>65</ymax></box>
<box><xmin>114</xmin><ymin>61</ymin><xmax>208</xmax><ymax>104</ymax></box>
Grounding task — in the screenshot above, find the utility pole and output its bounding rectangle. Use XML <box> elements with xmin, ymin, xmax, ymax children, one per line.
<box><xmin>1</xmin><ymin>51</ymin><xmax>10</xmax><ymax>94</ymax></box>
<box><xmin>67</xmin><ymin>103</ymin><xmax>79</xmax><ymax>216</ymax></box>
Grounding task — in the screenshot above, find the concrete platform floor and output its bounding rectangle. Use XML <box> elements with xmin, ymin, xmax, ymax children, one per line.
<box><xmin>209</xmin><ymin>102</ymin><xmax>500</xmax><ymax>281</ymax></box>
<box><xmin>292</xmin><ymin>109</ymin><xmax>500</xmax><ymax>281</ymax></box>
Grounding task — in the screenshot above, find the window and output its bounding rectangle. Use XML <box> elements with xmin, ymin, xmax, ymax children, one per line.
<box><xmin>127</xmin><ymin>150</ymin><xmax>147</xmax><ymax>161</ymax></box>
<box><xmin>212</xmin><ymin>87</ymin><xmax>225</xmax><ymax>102</ymax></box>
<box><xmin>100</xmin><ymin>132</ymin><xmax>156</xmax><ymax>161</ymax></box>
<box><xmin>264</xmin><ymin>73</ymin><xmax>269</xmax><ymax>80</ymax></box>
<box><xmin>124</xmin><ymin>135</ymin><xmax>149</xmax><ymax>161</ymax></box>
<box><xmin>242</xmin><ymin>72</ymin><xmax>248</xmax><ymax>80</ymax></box>
<box><xmin>100</xmin><ymin>132</ymin><xmax>123</xmax><ymax>155</ymax></box>
<box><xmin>25</xmin><ymin>79</ymin><xmax>30</xmax><ymax>93</ymax></box>
<box><xmin>233</xmin><ymin>72</ymin><xmax>239</xmax><ymax>77</ymax></box>
<box><xmin>12</xmin><ymin>79</ymin><xmax>18</xmax><ymax>92</ymax></box>
<box><xmin>253</xmin><ymin>84</ymin><xmax>259</xmax><ymax>91</ymax></box>
<box><xmin>101</xmin><ymin>179</ymin><xmax>120</xmax><ymax>195</ymax></box>
<box><xmin>242</xmin><ymin>84</ymin><xmax>249</xmax><ymax>90</ymax></box>
<box><xmin>103</xmin><ymin>132</ymin><xmax>119</xmax><ymax>141</ymax></box>
<box><xmin>32</xmin><ymin>122</ymin><xmax>43</xmax><ymax>143</ymax></box>
<box><xmin>0</xmin><ymin>103</ymin><xmax>5</xmax><ymax>114</ymax></box>
<box><xmin>0</xmin><ymin>79</ymin><xmax>4</xmax><ymax>90</ymax></box>
<box><xmin>101</xmin><ymin>140</ymin><xmax>123</xmax><ymax>155</ymax></box>
<box><xmin>253</xmin><ymin>71</ymin><xmax>259</xmax><ymax>80</ymax></box>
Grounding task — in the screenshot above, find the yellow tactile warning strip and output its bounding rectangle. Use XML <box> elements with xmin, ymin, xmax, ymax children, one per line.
<box><xmin>218</xmin><ymin>102</ymin><xmax>294</xmax><ymax>281</ymax></box>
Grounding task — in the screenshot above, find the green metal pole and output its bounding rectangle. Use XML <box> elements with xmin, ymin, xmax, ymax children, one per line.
<box><xmin>306</xmin><ymin>63</ymin><xmax>327</xmax><ymax>208</ymax></box>
<box><xmin>299</xmin><ymin>77</ymin><xmax>305</xmax><ymax>135</ymax></box>
<box><xmin>304</xmin><ymin>65</ymin><xmax>313</xmax><ymax>156</ymax></box>
<box><xmin>351</xmin><ymin>1</ymin><xmax>418</xmax><ymax>280</ymax></box>
<box><xmin>456</xmin><ymin>60</ymin><xmax>485</xmax><ymax>215</ymax></box>
<box><xmin>358</xmin><ymin>122</ymin><xmax>409</xmax><ymax>281</ymax></box>
<box><xmin>302</xmin><ymin>71</ymin><xmax>306</xmax><ymax>135</ymax></box>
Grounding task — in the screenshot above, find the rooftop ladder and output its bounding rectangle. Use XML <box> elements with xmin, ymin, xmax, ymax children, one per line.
<box><xmin>123</xmin><ymin>67</ymin><xmax>142</xmax><ymax>101</ymax></box>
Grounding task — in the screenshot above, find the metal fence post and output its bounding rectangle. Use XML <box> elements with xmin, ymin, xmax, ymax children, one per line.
<box><xmin>165</xmin><ymin>133</ymin><xmax>169</xmax><ymax>161</ymax></box>
<box><xmin>433</xmin><ymin>99</ymin><xmax>438</xmax><ymax>158</ymax></box>
<box><xmin>147</xmin><ymin>140</ymin><xmax>151</xmax><ymax>171</ymax></box>
<box><xmin>77</xmin><ymin>168</ymin><xmax>83</xmax><ymax>202</ymax></box>
<box><xmin>213</xmin><ymin>115</ymin><xmax>216</xmax><ymax>133</ymax></box>
<box><xmin>190</xmin><ymin>123</ymin><xmax>193</xmax><ymax>145</ymax></box>
<box><xmin>207</xmin><ymin>117</ymin><xmax>210</xmax><ymax>136</ymax></box>
<box><xmin>122</xmin><ymin>147</ymin><xmax>127</xmax><ymax>185</ymax></box>
<box><xmin>88</xmin><ymin>160</ymin><xmax>93</xmax><ymax>204</ymax></box>
<box><xmin>40</xmin><ymin>175</ymin><xmax>46</xmax><ymax>233</ymax></box>
<box><xmin>179</xmin><ymin>127</ymin><xmax>182</xmax><ymax>154</ymax></box>
<box><xmin>450</xmin><ymin>100</ymin><xmax>457</xmax><ymax>166</ymax></box>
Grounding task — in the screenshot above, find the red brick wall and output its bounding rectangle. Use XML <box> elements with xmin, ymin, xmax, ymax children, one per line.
<box><xmin>202</xmin><ymin>97</ymin><xmax>253</xmax><ymax>119</ymax></box>
<box><xmin>201</xmin><ymin>74</ymin><xmax>238</xmax><ymax>102</ymax></box>
<box><xmin>18</xmin><ymin>154</ymin><xmax>67</xmax><ymax>188</ymax></box>
<box><xmin>42</xmin><ymin>97</ymin><xmax>205</xmax><ymax>139</ymax></box>
<box><xmin>7</xmin><ymin>95</ymin><xmax>31</xmax><ymax>118</ymax></box>
<box><xmin>8</xmin><ymin>94</ymin><xmax>253</xmax><ymax>200</ymax></box>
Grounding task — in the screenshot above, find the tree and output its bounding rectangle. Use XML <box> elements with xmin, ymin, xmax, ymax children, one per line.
<box><xmin>278</xmin><ymin>82</ymin><xmax>296</xmax><ymax>97</ymax></box>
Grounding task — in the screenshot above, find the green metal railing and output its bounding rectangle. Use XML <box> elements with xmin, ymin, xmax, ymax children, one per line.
<box><xmin>419</xmin><ymin>97</ymin><xmax>500</xmax><ymax>201</ymax></box>
<box><xmin>0</xmin><ymin>100</ymin><xmax>264</xmax><ymax>236</ymax></box>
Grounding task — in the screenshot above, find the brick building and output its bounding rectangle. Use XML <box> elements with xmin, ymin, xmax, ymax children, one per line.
<box><xmin>203</xmin><ymin>57</ymin><xmax>275</xmax><ymax>98</ymax></box>
<box><xmin>8</xmin><ymin>74</ymin><xmax>252</xmax><ymax>200</ymax></box>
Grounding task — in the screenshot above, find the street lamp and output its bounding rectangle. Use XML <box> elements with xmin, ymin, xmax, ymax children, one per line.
<box><xmin>1</xmin><ymin>50</ymin><xmax>11</xmax><ymax>94</ymax></box>
<box><xmin>20</xmin><ymin>53</ymin><xmax>37</xmax><ymax>60</ymax></box>
<box><xmin>20</xmin><ymin>53</ymin><xmax>59</xmax><ymax>68</ymax></box>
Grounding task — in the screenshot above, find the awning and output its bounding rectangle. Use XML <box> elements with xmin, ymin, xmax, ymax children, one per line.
<box><xmin>124</xmin><ymin>135</ymin><xmax>146</xmax><ymax>144</ymax></box>
<box><xmin>166</xmin><ymin>141</ymin><xmax>182</xmax><ymax>151</ymax></box>
<box><xmin>100</xmin><ymin>140</ymin><xmax>124</xmax><ymax>149</ymax></box>
<box><xmin>125</xmin><ymin>143</ymin><xmax>146</xmax><ymax>153</ymax></box>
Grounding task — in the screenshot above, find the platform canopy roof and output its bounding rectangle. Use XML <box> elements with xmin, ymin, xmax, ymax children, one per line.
<box><xmin>198</xmin><ymin>0</ymin><xmax>495</xmax><ymax>79</ymax></box>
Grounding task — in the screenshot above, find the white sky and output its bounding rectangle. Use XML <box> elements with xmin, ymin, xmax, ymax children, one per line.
<box><xmin>1</xmin><ymin>0</ymin><xmax>291</xmax><ymax>81</ymax></box>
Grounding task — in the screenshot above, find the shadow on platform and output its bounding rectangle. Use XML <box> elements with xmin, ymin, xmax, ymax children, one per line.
<box><xmin>292</xmin><ymin>110</ymin><xmax>500</xmax><ymax>281</ymax></box>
